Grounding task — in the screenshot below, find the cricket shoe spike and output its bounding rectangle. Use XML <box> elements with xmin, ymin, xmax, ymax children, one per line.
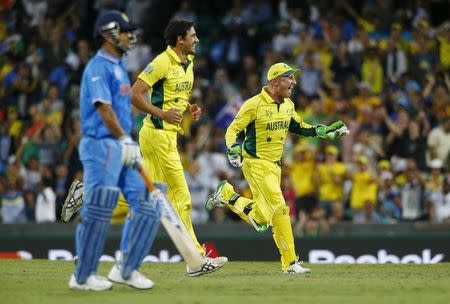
<box><xmin>108</xmin><ymin>264</ymin><xmax>154</xmax><ymax>289</ymax></box>
<box><xmin>283</xmin><ymin>258</ymin><xmax>311</xmax><ymax>274</ymax></box>
<box><xmin>69</xmin><ymin>274</ymin><xmax>112</xmax><ymax>291</ymax></box>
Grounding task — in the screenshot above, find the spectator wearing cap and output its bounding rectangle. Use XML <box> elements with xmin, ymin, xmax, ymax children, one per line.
<box><xmin>379</xmin><ymin>23</ymin><xmax>408</xmax><ymax>52</ymax></box>
<box><xmin>289</xmin><ymin>143</ymin><xmax>317</xmax><ymax>231</ymax></box>
<box><xmin>377</xmin><ymin>167</ymin><xmax>401</xmax><ymax>221</ymax></box>
<box><xmin>350</xmin><ymin>155</ymin><xmax>378</xmax><ymax>215</ymax></box>
<box><xmin>426</xmin><ymin>159</ymin><xmax>445</xmax><ymax>193</ymax></box>
<box><xmin>315</xmin><ymin>145</ymin><xmax>346</xmax><ymax>223</ymax></box>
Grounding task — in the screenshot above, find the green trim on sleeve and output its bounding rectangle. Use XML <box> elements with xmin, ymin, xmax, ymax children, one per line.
<box><xmin>289</xmin><ymin>118</ymin><xmax>317</xmax><ymax>137</ymax></box>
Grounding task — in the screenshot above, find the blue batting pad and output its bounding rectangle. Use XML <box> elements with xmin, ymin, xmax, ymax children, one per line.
<box><xmin>74</xmin><ymin>187</ymin><xmax>119</xmax><ymax>284</ymax></box>
<box><xmin>120</xmin><ymin>190</ymin><xmax>161</xmax><ymax>279</ymax></box>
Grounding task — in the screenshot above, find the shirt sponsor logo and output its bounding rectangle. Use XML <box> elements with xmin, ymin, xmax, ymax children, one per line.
<box><xmin>91</xmin><ymin>76</ymin><xmax>101</xmax><ymax>82</ymax></box>
<box><xmin>266</xmin><ymin>120</ymin><xmax>289</xmax><ymax>131</ymax></box>
<box><xmin>175</xmin><ymin>81</ymin><xmax>192</xmax><ymax>92</ymax></box>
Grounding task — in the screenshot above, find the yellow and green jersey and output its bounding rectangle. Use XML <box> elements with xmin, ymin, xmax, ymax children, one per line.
<box><xmin>225</xmin><ymin>86</ymin><xmax>316</xmax><ymax>163</ymax></box>
<box><xmin>317</xmin><ymin>162</ymin><xmax>346</xmax><ymax>201</ymax></box>
<box><xmin>350</xmin><ymin>170</ymin><xmax>378</xmax><ymax>209</ymax></box>
<box><xmin>138</xmin><ymin>46</ymin><xmax>194</xmax><ymax>133</ymax></box>
<box><xmin>290</xmin><ymin>160</ymin><xmax>315</xmax><ymax>196</ymax></box>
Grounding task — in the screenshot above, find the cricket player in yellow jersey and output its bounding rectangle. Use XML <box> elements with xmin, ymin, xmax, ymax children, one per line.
<box><xmin>130</xmin><ymin>19</ymin><xmax>227</xmax><ymax>269</ymax></box>
<box><xmin>205</xmin><ymin>62</ymin><xmax>350</xmax><ymax>274</ymax></box>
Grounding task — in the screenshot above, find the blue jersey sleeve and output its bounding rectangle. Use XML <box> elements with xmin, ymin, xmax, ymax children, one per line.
<box><xmin>84</xmin><ymin>61</ymin><xmax>112</xmax><ymax>105</ymax></box>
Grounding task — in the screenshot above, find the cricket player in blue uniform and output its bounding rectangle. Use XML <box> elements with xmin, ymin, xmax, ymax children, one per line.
<box><xmin>69</xmin><ymin>10</ymin><xmax>161</xmax><ymax>291</ymax></box>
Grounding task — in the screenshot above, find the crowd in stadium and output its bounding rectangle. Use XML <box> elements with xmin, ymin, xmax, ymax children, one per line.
<box><xmin>1</xmin><ymin>0</ymin><xmax>450</xmax><ymax>232</ymax></box>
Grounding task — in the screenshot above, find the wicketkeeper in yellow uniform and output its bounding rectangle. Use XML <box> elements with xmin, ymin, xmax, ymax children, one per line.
<box><xmin>131</xmin><ymin>19</ymin><xmax>227</xmax><ymax>268</ymax></box>
<box><xmin>205</xmin><ymin>62</ymin><xmax>350</xmax><ymax>274</ymax></box>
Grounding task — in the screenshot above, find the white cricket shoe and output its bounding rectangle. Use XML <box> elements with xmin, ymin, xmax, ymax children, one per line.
<box><xmin>186</xmin><ymin>257</ymin><xmax>224</xmax><ymax>277</ymax></box>
<box><xmin>205</xmin><ymin>180</ymin><xmax>228</xmax><ymax>211</ymax></box>
<box><xmin>205</xmin><ymin>255</ymin><xmax>228</xmax><ymax>267</ymax></box>
<box><xmin>283</xmin><ymin>260</ymin><xmax>311</xmax><ymax>274</ymax></box>
<box><xmin>61</xmin><ymin>179</ymin><xmax>84</xmax><ymax>222</ymax></box>
<box><xmin>108</xmin><ymin>264</ymin><xmax>154</xmax><ymax>289</ymax></box>
<box><xmin>69</xmin><ymin>274</ymin><xmax>112</xmax><ymax>291</ymax></box>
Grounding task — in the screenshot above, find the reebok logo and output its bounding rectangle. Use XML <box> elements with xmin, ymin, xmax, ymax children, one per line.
<box><xmin>309</xmin><ymin>249</ymin><xmax>444</xmax><ymax>264</ymax></box>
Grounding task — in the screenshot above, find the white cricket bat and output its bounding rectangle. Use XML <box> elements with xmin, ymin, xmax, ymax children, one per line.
<box><xmin>137</xmin><ymin>164</ymin><xmax>203</xmax><ymax>270</ymax></box>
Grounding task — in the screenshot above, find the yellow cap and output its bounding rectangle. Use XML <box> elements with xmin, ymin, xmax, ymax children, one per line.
<box><xmin>378</xmin><ymin>160</ymin><xmax>391</xmax><ymax>170</ymax></box>
<box><xmin>325</xmin><ymin>145</ymin><xmax>339</xmax><ymax>155</ymax></box>
<box><xmin>357</xmin><ymin>155</ymin><xmax>369</xmax><ymax>164</ymax></box>
<box><xmin>267</xmin><ymin>62</ymin><xmax>300</xmax><ymax>81</ymax></box>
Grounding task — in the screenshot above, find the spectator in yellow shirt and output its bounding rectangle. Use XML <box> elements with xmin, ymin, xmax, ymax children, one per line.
<box><xmin>350</xmin><ymin>155</ymin><xmax>378</xmax><ymax>211</ymax></box>
<box><xmin>436</xmin><ymin>21</ymin><xmax>450</xmax><ymax>71</ymax></box>
<box><xmin>361</xmin><ymin>43</ymin><xmax>383</xmax><ymax>94</ymax></box>
<box><xmin>352</xmin><ymin>82</ymin><xmax>381</xmax><ymax>122</ymax></box>
<box><xmin>315</xmin><ymin>145</ymin><xmax>346</xmax><ymax>223</ymax></box>
<box><xmin>289</xmin><ymin>143</ymin><xmax>317</xmax><ymax>232</ymax></box>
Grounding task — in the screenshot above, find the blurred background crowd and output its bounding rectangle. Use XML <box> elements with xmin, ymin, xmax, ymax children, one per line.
<box><xmin>1</xmin><ymin>0</ymin><xmax>450</xmax><ymax>233</ymax></box>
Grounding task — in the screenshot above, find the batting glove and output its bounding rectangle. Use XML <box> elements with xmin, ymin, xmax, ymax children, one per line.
<box><xmin>315</xmin><ymin>120</ymin><xmax>350</xmax><ymax>140</ymax></box>
<box><xmin>119</xmin><ymin>135</ymin><xmax>142</xmax><ymax>167</ymax></box>
<box><xmin>227</xmin><ymin>142</ymin><xmax>242</xmax><ymax>168</ymax></box>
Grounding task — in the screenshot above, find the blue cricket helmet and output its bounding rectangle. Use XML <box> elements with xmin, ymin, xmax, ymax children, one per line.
<box><xmin>93</xmin><ymin>10</ymin><xmax>137</xmax><ymax>39</ymax></box>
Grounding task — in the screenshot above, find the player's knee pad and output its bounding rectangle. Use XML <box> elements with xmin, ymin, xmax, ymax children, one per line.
<box><xmin>83</xmin><ymin>187</ymin><xmax>121</xmax><ymax>221</ymax></box>
<box><xmin>75</xmin><ymin>187</ymin><xmax>120</xmax><ymax>283</ymax></box>
<box><xmin>120</xmin><ymin>189</ymin><xmax>161</xmax><ymax>279</ymax></box>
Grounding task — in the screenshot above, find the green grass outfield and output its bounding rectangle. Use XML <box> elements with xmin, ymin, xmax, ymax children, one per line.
<box><xmin>1</xmin><ymin>260</ymin><xmax>450</xmax><ymax>304</ymax></box>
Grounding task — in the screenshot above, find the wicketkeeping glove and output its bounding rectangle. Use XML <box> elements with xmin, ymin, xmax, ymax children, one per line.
<box><xmin>119</xmin><ymin>135</ymin><xmax>142</xmax><ymax>167</ymax></box>
<box><xmin>227</xmin><ymin>142</ymin><xmax>242</xmax><ymax>168</ymax></box>
<box><xmin>315</xmin><ymin>120</ymin><xmax>350</xmax><ymax>140</ymax></box>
